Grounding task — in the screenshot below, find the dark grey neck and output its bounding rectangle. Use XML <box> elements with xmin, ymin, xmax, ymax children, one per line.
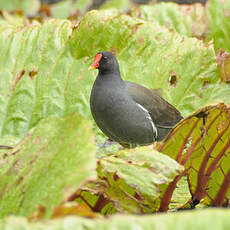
<box><xmin>98</xmin><ymin>68</ymin><xmax>123</xmax><ymax>81</ymax></box>
<box><xmin>96</xmin><ymin>70</ymin><xmax>125</xmax><ymax>88</ymax></box>
<box><xmin>98</xmin><ymin>67</ymin><xmax>120</xmax><ymax>75</ymax></box>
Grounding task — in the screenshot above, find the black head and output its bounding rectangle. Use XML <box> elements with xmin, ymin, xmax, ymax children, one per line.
<box><xmin>90</xmin><ymin>51</ymin><xmax>120</xmax><ymax>74</ymax></box>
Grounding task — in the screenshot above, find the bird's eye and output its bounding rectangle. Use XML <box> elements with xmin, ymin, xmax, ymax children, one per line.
<box><xmin>103</xmin><ymin>56</ymin><xmax>108</xmax><ymax>62</ymax></box>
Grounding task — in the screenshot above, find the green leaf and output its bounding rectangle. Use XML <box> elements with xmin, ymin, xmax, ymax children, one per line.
<box><xmin>132</xmin><ymin>3</ymin><xmax>203</xmax><ymax>37</ymax></box>
<box><xmin>207</xmin><ymin>0</ymin><xmax>230</xmax><ymax>52</ymax></box>
<box><xmin>51</xmin><ymin>0</ymin><xmax>93</xmax><ymax>19</ymax></box>
<box><xmin>0</xmin><ymin>0</ymin><xmax>40</xmax><ymax>15</ymax></box>
<box><xmin>157</xmin><ymin>103</ymin><xmax>230</xmax><ymax>209</ymax></box>
<box><xmin>100</xmin><ymin>0</ymin><xmax>131</xmax><ymax>10</ymax></box>
<box><xmin>74</xmin><ymin>180</ymin><xmax>117</xmax><ymax>215</ymax></box>
<box><xmin>169</xmin><ymin>175</ymin><xmax>191</xmax><ymax>210</ymax></box>
<box><xmin>78</xmin><ymin>147</ymin><xmax>183</xmax><ymax>214</ymax></box>
<box><xmin>0</xmin><ymin>209</ymin><xmax>230</xmax><ymax>229</ymax></box>
<box><xmin>0</xmin><ymin>19</ymin><xmax>96</xmax><ymax>144</ymax></box>
<box><xmin>0</xmin><ymin>113</ymin><xmax>96</xmax><ymax>218</ymax></box>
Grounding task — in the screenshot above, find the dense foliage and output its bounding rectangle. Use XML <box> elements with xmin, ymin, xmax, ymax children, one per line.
<box><xmin>0</xmin><ymin>0</ymin><xmax>230</xmax><ymax>228</ymax></box>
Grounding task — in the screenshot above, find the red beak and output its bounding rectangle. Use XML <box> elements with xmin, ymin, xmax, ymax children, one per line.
<box><xmin>89</xmin><ymin>53</ymin><xmax>102</xmax><ymax>70</ymax></box>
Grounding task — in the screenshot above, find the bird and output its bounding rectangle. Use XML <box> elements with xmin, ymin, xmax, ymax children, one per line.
<box><xmin>89</xmin><ymin>51</ymin><xmax>182</xmax><ymax>146</ymax></box>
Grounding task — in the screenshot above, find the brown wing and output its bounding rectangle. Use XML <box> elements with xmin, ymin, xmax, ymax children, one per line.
<box><xmin>126</xmin><ymin>81</ymin><xmax>182</xmax><ymax>127</ymax></box>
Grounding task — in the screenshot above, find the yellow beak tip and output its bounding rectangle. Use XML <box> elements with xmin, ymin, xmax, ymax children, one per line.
<box><xmin>88</xmin><ymin>66</ymin><xmax>96</xmax><ymax>71</ymax></box>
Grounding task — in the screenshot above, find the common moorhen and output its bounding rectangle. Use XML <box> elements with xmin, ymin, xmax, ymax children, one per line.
<box><xmin>89</xmin><ymin>51</ymin><xmax>182</xmax><ymax>145</ymax></box>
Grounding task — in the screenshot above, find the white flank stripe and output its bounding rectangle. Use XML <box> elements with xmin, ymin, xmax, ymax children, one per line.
<box><xmin>137</xmin><ymin>103</ymin><xmax>158</xmax><ymax>139</ymax></box>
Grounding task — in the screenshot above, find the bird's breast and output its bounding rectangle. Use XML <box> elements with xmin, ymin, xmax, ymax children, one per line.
<box><xmin>90</xmin><ymin>82</ymin><xmax>155</xmax><ymax>144</ymax></box>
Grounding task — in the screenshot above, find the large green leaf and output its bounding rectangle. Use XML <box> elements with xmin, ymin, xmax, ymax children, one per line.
<box><xmin>207</xmin><ymin>0</ymin><xmax>230</xmax><ymax>52</ymax></box>
<box><xmin>157</xmin><ymin>103</ymin><xmax>230</xmax><ymax>210</ymax></box>
<box><xmin>50</xmin><ymin>0</ymin><xmax>93</xmax><ymax>19</ymax></box>
<box><xmin>0</xmin><ymin>0</ymin><xmax>40</xmax><ymax>15</ymax></box>
<box><xmin>100</xmin><ymin>0</ymin><xmax>131</xmax><ymax>10</ymax></box>
<box><xmin>0</xmin><ymin>209</ymin><xmax>230</xmax><ymax>229</ymax></box>
<box><xmin>95</xmin><ymin>147</ymin><xmax>183</xmax><ymax>213</ymax></box>
<box><xmin>132</xmin><ymin>3</ymin><xmax>207</xmax><ymax>37</ymax></box>
<box><xmin>73</xmin><ymin>147</ymin><xmax>187</xmax><ymax>215</ymax></box>
<box><xmin>0</xmin><ymin>19</ymin><xmax>96</xmax><ymax>145</ymax></box>
<box><xmin>0</xmin><ymin>113</ymin><xmax>96</xmax><ymax>217</ymax></box>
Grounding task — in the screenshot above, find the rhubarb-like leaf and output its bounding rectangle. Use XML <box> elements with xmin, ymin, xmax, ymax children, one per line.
<box><xmin>207</xmin><ymin>0</ymin><xmax>230</xmax><ymax>52</ymax></box>
<box><xmin>0</xmin><ymin>0</ymin><xmax>40</xmax><ymax>15</ymax></box>
<box><xmin>76</xmin><ymin>147</ymin><xmax>183</xmax><ymax>214</ymax></box>
<box><xmin>1</xmin><ymin>209</ymin><xmax>230</xmax><ymax>229</ymax></box>
<box><xmin>157</xmin><ymin>103</ymin><xmax>230</xmax><ymax>210</ymax></box>
<box><xmin>0</xmin><ymin>114</ymin><xmax>96</xmax><ymax>217</ymax></box>
<box><xmin>132</xmin><ymin>3</ymin><xmax>207</xmax><ymax>38</ymax></box>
